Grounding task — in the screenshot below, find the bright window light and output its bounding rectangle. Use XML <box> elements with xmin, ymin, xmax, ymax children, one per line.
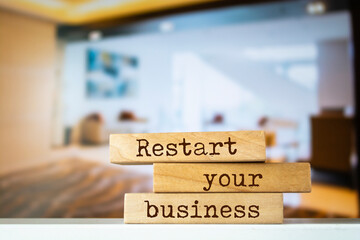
<box><xmin>243</xmin><ymin>44</ymin><xmax>317</xmax><ymax>62</ymax></box>
<box><xmin>159</xmin><ymin>21</ymin><xmax>175</xmax><ymax>33</ymax></box>
<box><xmin>287</xmin><ymin>64</ymin><xmax>318</xmax><ymax>90</ymax></box>
<box><xmin>306</xmin><ymin>1</ymin><xmax>326</xmax><ymax>15</ymax></box>
<box><xmin>89</xmin><ymin>31</ymin><xmax>102</xmax><ymax>41</ymax></box>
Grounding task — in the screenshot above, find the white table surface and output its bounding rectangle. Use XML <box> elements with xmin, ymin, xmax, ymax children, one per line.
<box><xmin>1</xmin><ymin>218</ymin><xmax>359</xmax><ymax>240</ymax></box>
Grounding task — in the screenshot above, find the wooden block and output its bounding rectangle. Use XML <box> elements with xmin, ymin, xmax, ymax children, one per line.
<box><xmin>110</xmin><ymin>131</ymin><xmax>266</xmax><ymax>164</ymax></box>
<box><xmin>154</xmin><ymin>163</ymin><xmax>311</xmax><ymax>193</ymax></box>
<box><xmin>124</xmin><ymin>193</ymin><xmax>283</xmax><ymax>224</ymax></box>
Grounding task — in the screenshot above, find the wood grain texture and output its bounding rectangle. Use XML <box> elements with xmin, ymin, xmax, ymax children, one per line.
<box><xmin>154</xmin><ymin>163</ymin><xmax>311</xmax><ymax>193</ymax></box>
<box><xmin>110</xmin><ymin>131</ymin><xmax>266</xmax><ymax>164</ymax></box>
<box><xmin>124</xmin><ymin>193</ymin><xmax>283</xmax><ymax>224</ymax></box>
<box><xmin>0</xmin><ymin>159</ymin><xmax>152</xmax><ymax>218</ymax></box>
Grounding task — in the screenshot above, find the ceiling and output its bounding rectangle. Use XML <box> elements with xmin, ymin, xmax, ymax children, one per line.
<box><xmin>95</xmin><ymin>12</ymin><xmax>350</xmax><ymax>53</ymax></box>
<box><xmin>0</xmin><ymin>0</ymin><xmax>217</xmax><ymax>24</ymax></box>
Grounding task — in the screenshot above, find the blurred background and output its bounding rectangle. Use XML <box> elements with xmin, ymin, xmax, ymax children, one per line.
<box><xmin>0</xmin><ymin>0</ymin><xmax>359</xmax><ymax>218</ymax></box>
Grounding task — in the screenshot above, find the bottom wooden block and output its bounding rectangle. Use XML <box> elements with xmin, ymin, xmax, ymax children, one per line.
<box><xmin>124</xmin><ymin>193</ymin><xmax>283</xmax><ymax>224</ymax></box>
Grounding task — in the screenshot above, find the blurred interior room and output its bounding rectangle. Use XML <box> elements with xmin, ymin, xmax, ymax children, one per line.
<box><xmin>0</xmin><ymin>0</ymin><xmax>359</xmax><ymax>218</ymax></box>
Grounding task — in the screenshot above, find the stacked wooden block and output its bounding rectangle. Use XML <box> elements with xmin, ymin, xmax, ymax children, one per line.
<box><xmin>110</xmin><ymin>131</ymin><xmax>311</xmax><ymax>224</ymax></box>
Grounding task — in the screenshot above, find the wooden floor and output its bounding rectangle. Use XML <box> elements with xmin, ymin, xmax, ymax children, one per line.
<box><xmin>0</xmin><ymin>158</ymin><xmax>350</xmax><ymax>218</ymax></box>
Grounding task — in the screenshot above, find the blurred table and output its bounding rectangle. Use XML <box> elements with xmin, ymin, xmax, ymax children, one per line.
<box><xmin>0</xmin><ymin>218</ymin><xmax>359</xmax><ymax>240</ymax></box>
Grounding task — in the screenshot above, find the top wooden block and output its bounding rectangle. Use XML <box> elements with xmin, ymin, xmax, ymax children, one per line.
<box><xmin>110</xmin><ymin>131</ymin><xmax>266</xmax><ymax>164</ymax></box>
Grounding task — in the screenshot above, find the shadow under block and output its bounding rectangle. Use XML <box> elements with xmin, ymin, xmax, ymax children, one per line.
<box><xmin>110</xmin><ymin>131</ymin><xmax>266</xmax><ymax>164</ymax></box>
<box><xmin>153</xmin><ymin>163</ymin><xmax>311</xmax><ymax>193</ymax></box>
<box><xmin>124</xmin><ymin>193</ymin><xmax>283</xmax><ymax>224</ymax></box>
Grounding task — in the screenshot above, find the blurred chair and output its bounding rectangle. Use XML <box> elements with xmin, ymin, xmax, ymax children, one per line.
<box><xmin>258</xmin><ymin>116</ymin><xmax>298</xmax><ymax>163</ymax></box>
<box><xmin>310</xmin><ymin>109</ymin><xmax>356</xmax><ymax>188</ymax></box>
<box><xmin>80</xmin><ymin>111</ymin><xmax>149</xmax><ymax>145</ymax></box>
<box><xmin>81</xmin><ymin>113</ymin><xmax>106</xmax><ymax>145</ymax></box>
<box><xmin>265</xmin><ymin>131</ymin><xmax>277</xmax><ymax>147</ymax></box>
<box><xmin>311</xmin><ymin>114</ymin><xmax>354</xmax><ymax>173</ymax></box>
